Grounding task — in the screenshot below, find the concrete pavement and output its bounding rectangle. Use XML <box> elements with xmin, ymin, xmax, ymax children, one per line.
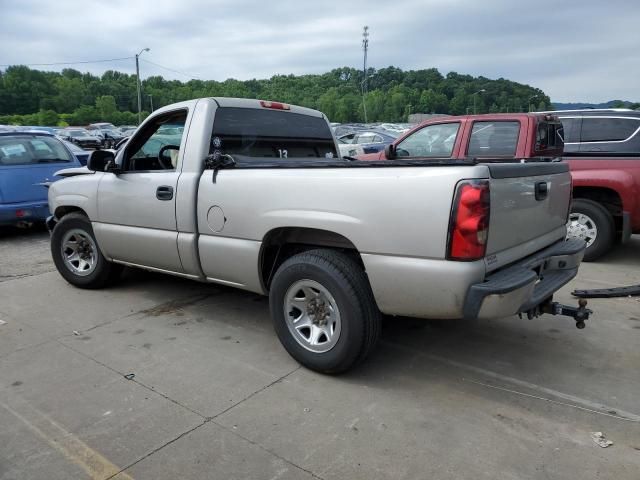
<box><xmin>1</xmin><ymin>228</ymin><xmax>639</xmax><ymax>479</ymax></box>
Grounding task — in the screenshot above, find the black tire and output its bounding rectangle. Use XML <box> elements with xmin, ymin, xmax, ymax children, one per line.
<box><xmin>569</xmin><ymin>199</ymin><xmax>614</xmax><ymax>261</ymax></box>
<box><xmin>51</xmin><ymin>212</ymin><xmax>123</xmax><ymax>289</ymax></box>
<box><xmin>269</xmin><ymin>249</ymin><xmax>381</xmax><ymax>374</ymax></box>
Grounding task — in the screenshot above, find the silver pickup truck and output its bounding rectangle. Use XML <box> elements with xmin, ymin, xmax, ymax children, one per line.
<box><xmin>47</xmin><ymin>98</ymin><xmax>590</xmax><ymax>373</ymax></box>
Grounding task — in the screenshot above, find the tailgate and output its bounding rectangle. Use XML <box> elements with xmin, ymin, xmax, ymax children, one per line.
<box><xmin>486</xmin><ymin>162</ymin><xmax>571</xmax><ymax>259</ymax></box>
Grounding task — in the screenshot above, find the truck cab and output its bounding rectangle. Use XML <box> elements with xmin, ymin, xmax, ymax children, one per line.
<box><xmin>359</xmin><ymin>113</ymin><xmax>564</xmax><ymax>161</ymax></box>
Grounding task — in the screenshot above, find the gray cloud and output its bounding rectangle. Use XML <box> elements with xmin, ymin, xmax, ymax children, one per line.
<box><xmin>1</xmin><ymin>0</ymin><xmax>638</xmax><ymax>102</ymax></box>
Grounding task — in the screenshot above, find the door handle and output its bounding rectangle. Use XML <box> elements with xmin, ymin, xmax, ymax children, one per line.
<box><xmin>156</xmin><ymin>185</ymin><xmax>174</xmax><ymax>201</ymax></box>
<box><xmin>535</xmin><ymin>181</ymin><xmax>548</xmax><ymax>201</ymax></box>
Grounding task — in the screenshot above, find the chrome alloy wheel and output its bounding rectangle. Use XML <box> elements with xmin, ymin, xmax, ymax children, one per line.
<box><xmin>567</xmin><ymin>212</ymin><xmax>598</xmax><ymax>247</ymax></box>
<box><xmin>284</xmin><ymin>279</ymin><xmax>341</xmax><ymax>353</ymax></box>
<box><xmin>60</xmin><ymin>229</ymin><xmax>98</xmax><ymax>276</ymax></box>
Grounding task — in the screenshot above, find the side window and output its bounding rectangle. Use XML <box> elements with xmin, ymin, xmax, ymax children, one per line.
<box><xmin>124</xmin><ymin>111</ymin><xmax>187</xmax><ymax>171</ymax></box>
<box><xmin>468</xmin><ymin>121</ymin><xmax>520</xmax><ymax>157</ymax></box>
<box><xmin>339</xmin><ymin>133</ymin><xmax>356</xmax><ymax>144</ymax></box>
<box><xmin>396</xmin><ymin>123</ymin><xmax>460</xmax><ymax>157</ymax></box>
<box><xmin>580</xmin><ymin>118</ymin><xmax>640</xmax><ymax>142</ymax></box>
<box><xmin>559</xmin><ymin>118</ymin><xmax>581</xmax><ymax>143</ymax></box>
<box><xmin>355</xmin><ymin>133</ymin><xmax>376</xmax><ymax>144</ymax></box>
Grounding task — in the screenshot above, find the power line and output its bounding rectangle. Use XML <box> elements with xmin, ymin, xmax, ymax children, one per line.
<box><xmin>0</xmin><ymin>56</ymin><xmax>134</xmax><ymax>67</ymax></box>
<box><xmin>140</xmin><ymin>59</ymin><xmax>202</xmax><ymax>80</ymax></box>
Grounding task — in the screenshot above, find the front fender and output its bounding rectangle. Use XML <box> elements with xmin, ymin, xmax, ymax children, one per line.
<box><xmin>48</xmin><ymin>174</ymin><xmax>101</xmax><ymax>221</ymax></box>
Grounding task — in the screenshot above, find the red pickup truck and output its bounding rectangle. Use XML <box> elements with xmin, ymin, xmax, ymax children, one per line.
<box><xmin>358</xmin><ymin>113</ymin><xmax>563</xmax><ymax>163</ymax></box>
<box><xmin>359</xmin><ymin>112</ymin><xmax>639</xmax><ymax>260</ymax></box>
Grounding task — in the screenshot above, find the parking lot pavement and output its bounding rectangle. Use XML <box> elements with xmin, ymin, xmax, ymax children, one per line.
<box><xmin>1</xmin><ymin>230</ymin><xmax>639</xmax><ymax>480</ymax></box>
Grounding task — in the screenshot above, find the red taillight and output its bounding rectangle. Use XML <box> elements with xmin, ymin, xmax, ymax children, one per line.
<box><xmin>260</xmin><ymin>100</ymin><xmax>290</xmax><ymax>110</ymax></box>
<box><xmin>15</xmin><ymin>209</ymin><xmax>25</xmax><ymax>218</ymax></box>
<box><xmin>447</xmin><ymin>180</ymin><xmax>490</xmax><ymax>261</ymax></box>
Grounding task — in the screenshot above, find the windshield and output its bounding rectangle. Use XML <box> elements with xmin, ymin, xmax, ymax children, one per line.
<box><xmin>0</xmin><ymin>135</ymin><xmax>73</xmax><ymax>165</ymax></box>
<box><xmin>66</xmin><ymin>129</ymin><xmax>88</xmax><ymax>137</ymax></box>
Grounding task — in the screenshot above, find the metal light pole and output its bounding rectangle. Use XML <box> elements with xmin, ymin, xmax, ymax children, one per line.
<box><xmin>473</xmin><ymin>89</ymin><xmax>486</xmax><ymax>115</ymax></box>
<box><xmin>361</xmin><ymin>26</ymin><xmax>369</xmax><ymax>123</ymax></box>
<box><xmin>148</xmin><ymin>94</ymin><xmax>154</xmax><ymax>112</ymax></box>
<box><xmin>135</xmin><ymin>48</ymin><xmax>150</xmax><ymax>124</ymax></box>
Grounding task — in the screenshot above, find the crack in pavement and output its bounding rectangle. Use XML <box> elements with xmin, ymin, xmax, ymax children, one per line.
<box><xmin>381</xmin><ymin>339</ymin><xmax>640</xmax><ymax>423</ymax></box>
<box><xmin>211</xmin><ymin>419</ymin><xmax>326</xmax><ymax>480</ymax></box>
<box><xmin>104</xmin><ymin>365</ymin><xmax>308</xmax><ymax>480</ymax></box>
<box><xmin>58</xmin><ymin>339</ymin><xmax>318</xmax><ymax>479</ymax></box>
<box><xmin>0</xmin><ymin>269</ymin><xmax>56</xmax><ymax>283</ymax></box>
<box><xmin>57</xmin><ymin>339</ymin><xmax>206</xmax><ymax>419</ymax></box>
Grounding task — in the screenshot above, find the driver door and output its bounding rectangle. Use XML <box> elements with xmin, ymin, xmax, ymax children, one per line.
<box><xmin>93</xmin><ymin>109</ymin><xmax>187</xmax><ymax>272</ymax></box>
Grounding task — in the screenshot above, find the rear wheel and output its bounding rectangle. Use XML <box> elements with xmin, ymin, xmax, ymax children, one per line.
<box><xmin>567</xmin><ymin>199</ymin><xmax>614</xmax><ymax>261</ymax></box>
<box><xmin>51</xmin><ymin>212</ymin><xmax>123</xmax><ymax>288</ymax></box>
<box><xmin>269</xmin><ymin>249</ymin><xmax>381</xmax><ymax>374</ymax></box>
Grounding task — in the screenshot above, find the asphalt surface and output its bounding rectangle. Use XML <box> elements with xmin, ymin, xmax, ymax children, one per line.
<box><xmin>1</xmin><ymin>226</ymin><xmax>639</xmax><ymax>479</ymax></box>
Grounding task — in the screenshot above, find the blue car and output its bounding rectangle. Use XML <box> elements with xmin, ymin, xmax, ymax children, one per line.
<box><xmin>337</xmin><ymin>129</ymin><xmax>398</xmax><ymax>154</ymax></box>
<box><xmin>0</xmin><ymin>132</ymin><xmax>81</xmax><ymax>226</ymax></box>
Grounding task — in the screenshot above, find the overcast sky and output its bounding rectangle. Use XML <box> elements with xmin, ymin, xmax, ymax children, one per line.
<box><xmin>1</xmin><ymin>0</ymin><xmax>638</xmax><ymax>102</ymax></box>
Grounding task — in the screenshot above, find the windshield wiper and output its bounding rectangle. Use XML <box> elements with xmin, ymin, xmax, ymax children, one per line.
<box><xmin>342</xmin><ymin>156</ymin><xmax>359</xmax><ymax>162</ymax></box>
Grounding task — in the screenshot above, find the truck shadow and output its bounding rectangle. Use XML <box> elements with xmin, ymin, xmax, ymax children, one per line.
<box><xmin>598</xmin><ymin>234</ymin><xmax>640</xmax><ymax>267</ymax></box>
<box><xmin>0</xmin><ymin>223</ymin><xmax>48</xmax><ymax>239</ymax></box>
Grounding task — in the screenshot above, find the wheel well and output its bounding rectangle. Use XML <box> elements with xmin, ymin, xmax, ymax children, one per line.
<box><xmin>573</xmin><ymin>187</ymin><xmax>622</xmax><ymax>229</ymax></box>
<box><xmin>54</xmin><ymin>206</ymin><xmax>87</xmax><ymax>219</ymax></box>
<box><xmin>259</xmin><ymin>227</ymin><xmax>363</xmax><ymax>291</ymax></box>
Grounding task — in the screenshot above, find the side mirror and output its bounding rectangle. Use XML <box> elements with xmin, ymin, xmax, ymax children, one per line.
<box><xmin>384</xmin><ymin>143</ymin><xmax>396</xmax><ymax>160</ymax></box>
<box><xmin>87</xmin><ymin>150</ymin><xmax>116</xmax><ymax>172</ymax></box>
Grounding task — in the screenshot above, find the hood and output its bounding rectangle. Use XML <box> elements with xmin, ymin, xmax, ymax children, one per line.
<box><xmin>54</xmin><ymin>166</ymin><xmax>94</xmax><ymax>177</ymax></box>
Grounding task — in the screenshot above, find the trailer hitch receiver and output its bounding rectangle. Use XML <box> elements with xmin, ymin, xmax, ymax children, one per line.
<box><xmin>541</xmin><ymin>298</ymin><xmax>591</xmax><ymax>329</ymax></box>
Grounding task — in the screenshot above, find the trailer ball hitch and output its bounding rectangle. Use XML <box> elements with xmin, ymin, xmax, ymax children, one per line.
<box><xmin>541</xmin><ymin>298</ymin><xmax>592</xmax><ymax>329</ymax></box>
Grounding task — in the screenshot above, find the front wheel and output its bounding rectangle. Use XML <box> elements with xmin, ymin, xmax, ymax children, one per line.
<box><xmin>567</xmin><ymin>199</ymin><xmax>614</xmax><ymax>261</ymax></box>
<box><xmin>269</xmin><ymin>249</ymin><xmax>381</xmax><ymax>374</ymax></box>
<box><xmin>51</xmin><ymin>212</ymin><xmax>123</xmax><ymax>288</ymax></box>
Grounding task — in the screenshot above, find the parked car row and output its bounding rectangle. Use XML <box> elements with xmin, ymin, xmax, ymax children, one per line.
<box><xmin>0</xmin><ymin>123</ymin><xmax>137</xmax><ymax>149</ymax></box>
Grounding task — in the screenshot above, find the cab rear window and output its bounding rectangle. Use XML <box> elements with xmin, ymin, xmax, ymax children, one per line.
<box><xmin>536</xmin><ymin>122</ymin><xmax>564</xmax><ymax>151</ymax></box>
<box><xmin>211</xmin><ymin>107</ymin><xmax>337</xmax><ymax>159</ymax></box>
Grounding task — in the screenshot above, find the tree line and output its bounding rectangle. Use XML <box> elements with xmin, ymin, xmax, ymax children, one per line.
<box><xmin>0</xmin><ymin>65</ymin><xmax>552</xmax><ymax>126</ymax></box>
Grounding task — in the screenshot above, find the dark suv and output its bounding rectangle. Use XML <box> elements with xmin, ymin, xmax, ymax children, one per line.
<box><xmin>549</xmin><ymin>109</ymin><xmax>640</xmax><ymax>153</ymax></box>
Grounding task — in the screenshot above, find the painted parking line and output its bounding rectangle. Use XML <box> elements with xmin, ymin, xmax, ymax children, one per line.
<box><xmin>1</xmin><ymin>398</ymin><xmax>134</xmax><ymax>480</ymax></box>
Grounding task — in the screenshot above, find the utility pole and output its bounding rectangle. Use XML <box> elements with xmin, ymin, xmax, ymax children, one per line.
<box><xmin>148</xmin><ymin>94</ymin><xmax>154</xmax><ymax>112</ymax></box>
<box><xmin>135</xmin><ymin>48</ymin><xmax>150</xmax><ymax>124</ymax></box>
<box><xmin>361</xmin><ymin>26</ymin><xmax>369</xmax><ymax>123</ymax></box>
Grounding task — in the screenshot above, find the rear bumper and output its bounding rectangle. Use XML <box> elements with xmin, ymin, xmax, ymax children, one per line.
<box><xmin>0</xmin><ymin>201</ymin><xmax>49</xmax><ymax>225</ymax></box>
<box><xmin>464</xmin><ymin>238</ymin><xmax>586</xmax><ymax>320</ymax></box>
